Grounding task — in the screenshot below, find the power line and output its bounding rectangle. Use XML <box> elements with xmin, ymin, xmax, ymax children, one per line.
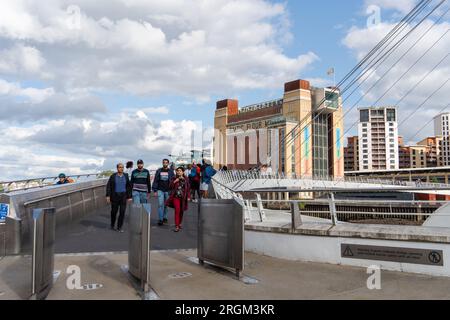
<box><xmin>292</xmin><ymin>1</ymin><xmax>449</xmax><ymax>176</ymax></box>
<box><xmin>278</xmin><ymin>0</ymin><xmax>433</xmax><ymax>151</ymax></box>
<box><xmin>405</xmin><ymin>103</ymin><xmax>450</xmax><ymax>143</ymax></box>
<box><xmin>282</xmin><ymin>0</ymin><xmax>445</xmax><ymax>159</ymax></box>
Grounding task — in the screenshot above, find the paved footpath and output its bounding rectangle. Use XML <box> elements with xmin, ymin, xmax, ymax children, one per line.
<box><xmin>3</xmin><ymin>249</ymin><xmax>450</xmax><ymax>300</ymax></box>
<box><xmin>54</xmin><ymin>197</ymin><xmax>198</xmax><ymax>253</ymax></box>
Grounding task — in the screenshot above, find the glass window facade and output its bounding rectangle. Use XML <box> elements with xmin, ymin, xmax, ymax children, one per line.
<box><xmin>312</xmin><ymin>114</ymin><xmax>329</xmax><ymax>177</ymax></box>
<box><xmin>387</xmin><ymin>109</ymin><xmax>396</xmax><ymax>122</ymax></box>
<box><xmin>360</xmin><ymin>110</ymin><xmax>369</xmax><ymax>122</ymax></box>
<box><xmin>280</xmin><ymin>128</ymin><xmax>285</xmax><ymax>173</ymax></box>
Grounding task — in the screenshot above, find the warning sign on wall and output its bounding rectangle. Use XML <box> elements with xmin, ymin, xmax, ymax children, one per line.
<box><xmin>341</xmin><ymin>243</ymin><xmax>443</xmax><ymax>266</ymax></box>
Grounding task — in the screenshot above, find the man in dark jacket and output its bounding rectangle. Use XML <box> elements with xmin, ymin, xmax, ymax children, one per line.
<box><xmin>106</xmin><ymin>163</ymin><xmax>132</xmax><ymax>232</ymax></box>
<box><xmin>152</xmin><ymin>158</ymin><xmax>175</xmax><ymax>226</ymax></box>
<box><xmin>130</xmin><ymin>159</ymin><xmax>152</xmax><ymax>204</ymax></box>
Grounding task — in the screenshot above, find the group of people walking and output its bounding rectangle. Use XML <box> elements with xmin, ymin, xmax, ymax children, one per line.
<box><xmin>105</xmin><ymin>158</ymin><xmax>216</xmax><ymax>233</ymax></box>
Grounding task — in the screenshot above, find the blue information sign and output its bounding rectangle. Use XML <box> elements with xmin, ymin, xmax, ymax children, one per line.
<box><xmin>0</xmin><ymin>203</ymin><xmax>9</xmax><ymax>222</ymax></box>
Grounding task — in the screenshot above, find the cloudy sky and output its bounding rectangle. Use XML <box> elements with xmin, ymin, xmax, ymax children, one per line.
<box><xmin>0</xmin><ymin>0</ymin><xmax>449</xmax><ymax>180</ymax></box>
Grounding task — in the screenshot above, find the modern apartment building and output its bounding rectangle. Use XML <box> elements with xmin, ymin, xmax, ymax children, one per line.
<box><xmin>357</xmin><ymin>106</ymin><xmax>399</xmax><ymax>171</ymax></box>
<box><xmin>213</xmin><ymin>79</ymin><xmax>345</xmax><ymax>177</ymax></box>
<box><xmin>344</xmin><ymin>136</ymin><xmax>359</xmax><ymax>172</ymax></box>
<box><xmin>434</xmin><ymin>113</ymin><xmax>450</xmax><ymax>166</ymax></box>
<box><xmin>417</xmin><ymin>136</ymin><xmax>443</xmax><ymax>167</ymax></box>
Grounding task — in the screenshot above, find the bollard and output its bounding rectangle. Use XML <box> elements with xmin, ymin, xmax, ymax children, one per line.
<box><xmin>255</xmin><ymin>193</ymin><xmax>266</xmax><ymax>222</ymax></box>
<box><xmin>30</xmin><ymin>208</ymin><xmax>56</xmax><ymax>300</ymax></box>
<box><xmin>5</xmin><ymin>216</ymin><xmax>21</xmax><ymax>255</ymax></box>
<box><xmin>128</xmin><ymin>203</ymin><xmax>151</xmax><ymax>297</ymax></box>
<box><xmin>328</xmin><ymin>193</ymin><xmax>338</xmax><ymax>226</ymax></box>
<box><xmin>290</xmin><ymin>202</ymin><xmax>302</xmax><ymax>231</ymax></box>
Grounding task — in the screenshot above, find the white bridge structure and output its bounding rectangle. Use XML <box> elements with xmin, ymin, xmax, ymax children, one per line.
<box><xmin>212</xmin><ymin>170</ymin><xmax>450</xmax><ymax>199</ymax></box>
<box><xmin>212</xmin><ymin>170</ymin><xmax>450</xmax><ymax>278</ymax></box>
<box><xmin>212</xmin><ymin>170</ymin><xmax>450</xmax><ymax>227</ymax></box>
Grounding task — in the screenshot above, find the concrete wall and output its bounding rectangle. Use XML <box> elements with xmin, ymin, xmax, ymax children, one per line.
<box><xmin>245</xmin><ymin>230</ymin><xmax>450</xmax><ymax>277</ymax></box>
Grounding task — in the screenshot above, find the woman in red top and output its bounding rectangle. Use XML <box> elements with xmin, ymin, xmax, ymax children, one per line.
<box><xmin>166</xmin><ymin>167</ymin><xmax>190</xmax><ymax>232</ymax></box>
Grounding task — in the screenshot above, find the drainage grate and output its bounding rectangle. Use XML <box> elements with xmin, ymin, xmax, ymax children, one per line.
<box><xmin>169</xmin><ymin>272</ymin><xmax>192</xmax><ymax>279</ymax></box>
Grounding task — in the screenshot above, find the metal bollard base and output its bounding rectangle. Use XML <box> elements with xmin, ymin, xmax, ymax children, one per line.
<box><xmin>187</xmin><ymin>257</ymin><xmax>259</xmax><ymax>285</ymax></box>
<box><xmin>120</xmin><ymin>265</ymin><xmax>159</xmax><ymax>300</ymax></box>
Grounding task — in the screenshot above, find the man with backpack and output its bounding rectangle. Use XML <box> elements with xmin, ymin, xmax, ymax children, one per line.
<box><xmin>200</xmin><ymin>159</ymin><xmax>217</xmax><ymax>199</ymax></box>
<box><xmin>188</xmin><ymin>162</ymin><xmax>201</xmax><ymax>203</ymax></box>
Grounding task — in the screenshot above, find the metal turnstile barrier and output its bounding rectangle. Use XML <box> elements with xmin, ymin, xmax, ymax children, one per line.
<box><xmin>31</xmin><ymin>208</ymin><xmax>56</xmax><ymax>300</ymax></box>
<box><xmin>128</xmin><ymin>203</ymin><xmax>152</xmax><ymax>298</ymax></box>
<box><xmin>198</xmin><ymin>199</ymin><xmax>244</xmax><ymax>278</ymax></box>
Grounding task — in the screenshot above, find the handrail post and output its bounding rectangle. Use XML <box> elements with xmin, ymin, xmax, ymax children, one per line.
<box><xmin>328</xmin><ymin>192</ymin><xmax>338</xmax><ymax>226</ymax></box>
<box><xmin>290</xmin><ymin>201</ymin><xmax>302</xmax><ymax>231</ymax></box>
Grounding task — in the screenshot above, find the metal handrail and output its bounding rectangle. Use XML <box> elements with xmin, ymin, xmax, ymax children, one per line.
<box><xmin>213</xmin><ymin>170</ymin><xmax>450</xmax><ymax>190</ymax></box>
<box><xmin>22</xmin><ymin>182</ymin><xmax>107</xmax><ymax>207</ymax></box>
<box><xmin>0</xmin><ymin>173</ymin><xmax>103</xmax><ymax>185</ymax></box>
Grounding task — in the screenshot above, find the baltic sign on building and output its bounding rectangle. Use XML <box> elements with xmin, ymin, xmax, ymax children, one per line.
<box><xmin>0</xmin><ymin>203</ymin><xmax>9</xmax><ymax>223</ymax></box>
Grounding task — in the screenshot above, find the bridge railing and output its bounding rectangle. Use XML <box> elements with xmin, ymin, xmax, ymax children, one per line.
<box><xmin>0</xmin><ymin>173</ymin><xmax>106</xmax><ymax>194</ymax></box>
<box><xmin>246</xmin><ymin>197</ymin><xmax>445</xmax><ymax>225</ymax></box>
<box><xmin>213</xmin><ymin>170</ymin><xmax>450</xmax><ymax>190</ymax></box>
<box><xmin>212</xmin><ymin>170</ymin><xmax>450</xmax><ymax>227</ymax></box>
<box><xmin>0</xmin><ymin>179</ymin><xmax>108</xmax><ymax>255</ymax></box>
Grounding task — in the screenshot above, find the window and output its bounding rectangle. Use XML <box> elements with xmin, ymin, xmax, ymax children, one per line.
<box><xmin>363</xmin><ymin>166</ymin><xmax>368</xmax><ymax>170</ymax></box>
<box><xmin>363</xmin><ymin>155</ymin><xmax>368</xmax><ymax>159</ymax></box>
<box><xmin>386</xmin><ymin>109</ymin><xmax>396</xmax><ymax>122</ymax></box>
<box><xmin>362</xmin><ymin>123</ymin><xmax>368</xmax><ymax>127</ymax></box>
<box><xmin>360</xmin><ymin>110</ymin><xmax>369</xmax><ymax>122</ymax></box>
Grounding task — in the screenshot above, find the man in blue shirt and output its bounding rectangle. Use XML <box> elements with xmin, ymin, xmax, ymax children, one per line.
<box><xmin>106</xmin><ymin>163</ymin><xmax>132</xmax><ymax>232</ymax></box>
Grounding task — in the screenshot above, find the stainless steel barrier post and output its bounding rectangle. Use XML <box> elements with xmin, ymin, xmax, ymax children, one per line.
<box><xmin>198</xmin><ymin>199</ymin><xmax>244</xmax><ymax>279</ymax></box>
<box><xmin>328</xmin><ymin>193</ymin><xmax>338</xmax><ymax>226</ymax></box>
<box><xmin>30</xmin><ymin>208</ymin><xmax>56</xmax><ymax>300</ymax></box>
<box><xmin>5</xmin><ymin>216</ymin><xmax>21</xmax><ymax>255</ymax></box>
<box><xmin>255</xmin><ymin>193</ymin><xmax>266</xmax><ymax>222</ymax></box>
<box><xmin>128</xmin><ymin>203</ymin><xmax>152</xmax><ymax>299</ymax></box>
<box><xmin>290</xmin><ymin>202</ymin><xmax>302</xmax><ymax>231</ymax></box>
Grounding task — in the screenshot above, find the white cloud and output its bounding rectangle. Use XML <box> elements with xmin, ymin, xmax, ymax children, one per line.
<box><xmin>0</xmin><ymin>0</ymin><xmax>318</xmax><ymax>179</ymax></box>
<box><xmin>0</xmin><ymin>111</ymin><xmax>211</xmax><ymax>180</ymax></box>
<box><xmin>0</xmin><ymin>44</ymin><xmax>46</xmax><ymax>75</ymax></box>
<box><xmin>0</xmin><ymin>81</ymin><xmax>106</xmax><ymax>121</ymax></box>
<box><xmin>0</xmin><ymin>0</ymin><xmax>318</xmax><ymax>99</ymax></box>
<box><xmin>0</xmin><ymin>79</ymin><xmax>55</xmax><ymax>103</ymax></box>
<box><xmin>140</xmin><ymin>106</ymin><xmax>170</xmax><ymax>115</ymax></box>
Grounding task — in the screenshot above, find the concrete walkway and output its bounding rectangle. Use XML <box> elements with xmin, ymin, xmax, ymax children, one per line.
<box><xmin>54</xmin><ymin>197</ymin><xmax>198</xmax><ymax>253</ymax></box>
<box><xmin>2</xmin><ymin>249</ymin><xmax>450</xmax><ymax>300</ymax></box>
